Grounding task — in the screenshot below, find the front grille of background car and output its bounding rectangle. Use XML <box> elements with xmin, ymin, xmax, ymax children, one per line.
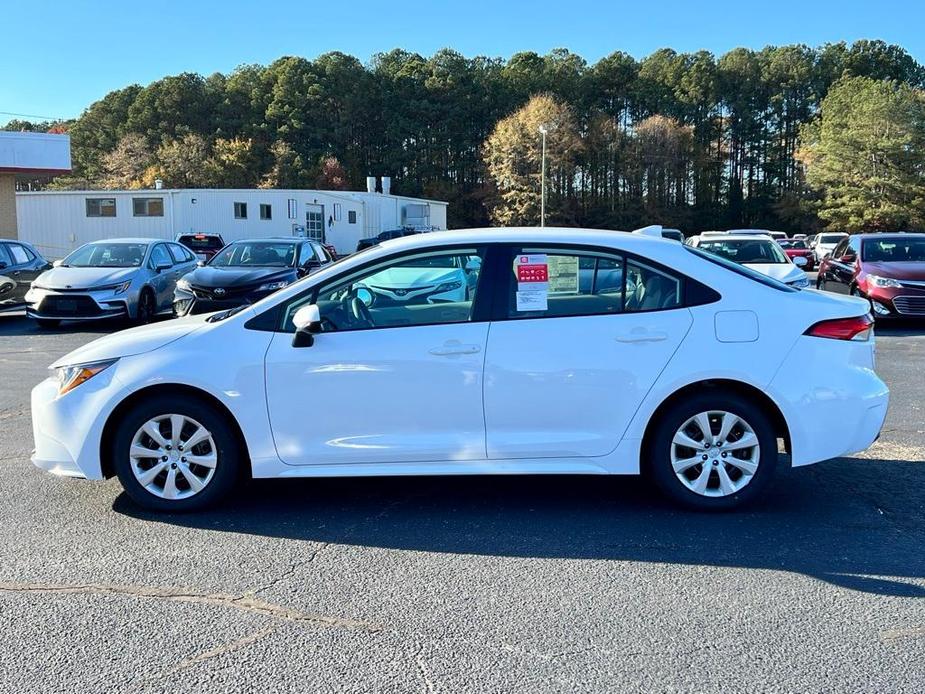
<box><xmin>191</xmin><ymin>285</ymin><xmax>254</xmax><ymax>300</ymax></box>
<box><xmin>893</xmin><ymin>296</ymin><xmax>925</xmax><ymax>315</ymax></box>
<box><xmin>39</xmin><ymin>295</ymin><xmax>101</xmax><ymax>316</ymax></box>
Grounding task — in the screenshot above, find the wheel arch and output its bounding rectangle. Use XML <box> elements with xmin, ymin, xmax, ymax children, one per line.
<box><xmin>99</xmin><ymin>383</ymin><xmax>251</xmax><ymax>479</ymax></box>
<box><xmin>640</xmin><ymin>379</ymin><xmax>791</xmax><ymax>473</ymax></box>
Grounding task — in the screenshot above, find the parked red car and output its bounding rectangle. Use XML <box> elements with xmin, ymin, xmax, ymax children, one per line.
<box><xmin>176</xmin><ymin>233</ymin><xmax>226</xmax><ymax>262</ymax></box>
<box><xmin>777</xmin><ymin>239</ymin><xmax>815</xmax><ymax>270</ymax></box>
<box><xmin>816</xmin><ymin>233</ymin><xmax>925</xmax><ymax>318</ymax></box>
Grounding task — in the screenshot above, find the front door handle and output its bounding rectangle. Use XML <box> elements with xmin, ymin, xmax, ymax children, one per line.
<box><xmin>615</xmin><ymin>331</ymin><xmax>668</xmax><ymax>344</ymax></box>
<box><xmin>429</xmin><ymin>343</ymin><xmax>481</xmax><ymax>356</ymax></box>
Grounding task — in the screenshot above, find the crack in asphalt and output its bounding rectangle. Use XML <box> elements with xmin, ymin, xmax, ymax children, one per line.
<box><xmin>0</xmin><ymin>581</ymin><xmax>382</xmax><ymax>632</ymax></box>
<box><xmin>250</xmin><ymin>542</ymin><xmax>332</xmax><ymax>597</ymax></box>
<box><xmin>412</xmin><ymin>640</ymin><xmax>436</xmax><ymax>693</ymax></box>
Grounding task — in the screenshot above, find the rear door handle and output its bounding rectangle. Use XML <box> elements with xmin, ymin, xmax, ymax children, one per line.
<box><xmin>429</xmin><ymin>344</ymin><xmax>481</xmax><ymax>356</ymax></box>
<box><xmin>615</xmin><ymin>331</ymin><xmax>668</xmax><ymax>344</ymax></box>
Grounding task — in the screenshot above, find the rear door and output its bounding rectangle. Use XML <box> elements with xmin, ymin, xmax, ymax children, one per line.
<box><xmin>483</xmin><ymin>245</ymin><xmax>693</xmax><ymax>459</ymax></box>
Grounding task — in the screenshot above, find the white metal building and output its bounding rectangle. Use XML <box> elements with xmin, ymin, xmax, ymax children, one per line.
<box><xmin>15</xmin><ymin>180</ymin><xmax>448</xmax><ymax>258</ymax></box>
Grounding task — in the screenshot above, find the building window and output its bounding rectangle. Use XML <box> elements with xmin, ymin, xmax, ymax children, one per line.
<box><xmin>348</xmin><ymin>210</ymin><xmax>357</xmax><ymax>224</ymax></box>
<box><xmin>234</xmin><ymin>202</ymin><xmax>248</xmax><ymax>219</ymax></box>
<box><xmin>260</xmin><ymin>203</ymin><xmax>272</xmax><ymax>220</ymax></box>
<box><xmin>132</xmin><ymin>197</ymin><xmax>163</xmax><ymax>217</ymax></box>
<box><xmin>86</xmin><ymin>198</ymin><xmax>116</xmax><ymax>218</ymax></box>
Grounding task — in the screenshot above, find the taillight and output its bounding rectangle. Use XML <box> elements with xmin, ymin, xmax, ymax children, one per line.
<box><xmin>804</xmin><ymin>314</ymin><xmax>874</xmax><ymax>341</ymax></box>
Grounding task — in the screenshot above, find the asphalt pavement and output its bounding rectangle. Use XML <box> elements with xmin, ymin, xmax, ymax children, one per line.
<box><xmin>1</xmin><ymin>309</ymin><xmax>924</xmax><ymax>693</ymax></box>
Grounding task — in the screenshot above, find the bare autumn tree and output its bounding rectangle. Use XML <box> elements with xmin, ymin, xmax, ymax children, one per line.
<box><xmin>482</xmin><ymin>94</ymin><xmax>581</xmax><ymax>225</ymax></box>
<box><xmin>314</xmin><ymin>156</ymin><xmax>349</xmax><ymax>190</ymax></box>
<box><xmin>100</xmin><ymin>134</ymin><xmax>152</xmax><ymax>189</ymax></box>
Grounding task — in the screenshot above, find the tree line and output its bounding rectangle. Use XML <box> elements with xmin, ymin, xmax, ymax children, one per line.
<box><xmin>5</xmin><ymin>40</ymin><xmax>925</xmax><ymax>232</ymax></box>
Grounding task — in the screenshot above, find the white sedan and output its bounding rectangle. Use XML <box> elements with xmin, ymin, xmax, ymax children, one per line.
<box><xmin>31</xmin><ymin>228</ymin><xmax>888</xmax><ymax>511</ymax></box>
<box><xmin>688</xmin><ymin>234</ymin><xmax>811</xmax><ymax>288</ymax></box>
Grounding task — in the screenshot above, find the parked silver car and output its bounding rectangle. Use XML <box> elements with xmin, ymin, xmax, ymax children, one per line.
<box><xmin>25</xmin><ymin>238</ymin><xmax>197</xmax><ymax>328</ymax></box>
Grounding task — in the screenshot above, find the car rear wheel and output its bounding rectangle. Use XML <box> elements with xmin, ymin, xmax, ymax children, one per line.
<box><xmin>113</xmin><ymin>395</ymin><xmax>241</xmax><ymax>511</ymax></box>
<box><xmin>649</xmin><ymin>393</ymin><xmax>778</xmax><ymax>510</ymax></box>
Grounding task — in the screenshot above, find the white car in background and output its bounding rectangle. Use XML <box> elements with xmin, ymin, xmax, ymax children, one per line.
<box><xmin>813</xmin><ymin>232</ymin><xmax>849</xmax><ymax>263</ymax></box>
<box><xmin>689</xmin><ymin>234</ymin><xmax>811</xmax><ymax>288</ymax></box>
<box><xmin>356</xmin><ymin>252</ymin><xmax>480</xmax><ymax>306</ymax></box>
<box><xmin>30</xmin><ymin>227</ymin><xmax>886</xmax><ymax>513</ymax></box>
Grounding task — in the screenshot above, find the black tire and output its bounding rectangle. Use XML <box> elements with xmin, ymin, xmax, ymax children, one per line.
<box><xmin>136</xmin><ymin>288</ymin><xmax>156</xmax><ymax>325</ymax></box>
<box><xmin>648</xmin><ymin>391</ymin><xmax>778</xmax><ymax>511</ymax></box>
<box><xmin>112</xmin><ymin>394</ymin><xmax>242</xmax><ymax>511</ymax></box>
<box><xmin>35</xmin><ymin>319</ymin><xmax>61</xmax><ymax>329</ymax></box>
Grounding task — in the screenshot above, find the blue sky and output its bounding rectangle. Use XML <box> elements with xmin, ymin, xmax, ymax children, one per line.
<box><xmin>3</xmin><ymin>0</ymin><xmax>924</xmax><ymax>121</ymax></box>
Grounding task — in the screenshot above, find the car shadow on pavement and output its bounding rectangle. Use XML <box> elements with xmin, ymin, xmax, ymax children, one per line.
<box><xmin>114</xmin><ymin>455</ymin><xmax>925</xmax><ymax>598</ymax></box>
<box><xmin>875</xmin><ymin>319</ymin><xmax>925</xmax><ymax>336</ymax></box>
<box><xmin>0</xmin><ymin>313</ymin><xmax>119</xmax><ymax>337</ymax></box>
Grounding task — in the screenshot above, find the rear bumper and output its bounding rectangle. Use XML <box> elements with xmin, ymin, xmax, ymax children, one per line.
<box><xmin>769</xmin><ymin>336</ymin><xmax>889</xmax><ymax>466</ymax></box>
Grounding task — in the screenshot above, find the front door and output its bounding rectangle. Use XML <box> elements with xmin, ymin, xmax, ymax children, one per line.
<box><xmin>264</xmin><ymin>245</ymin><xmax>490</xmax><ymax>466</ymax></box>
<box><xmin>0</xmin><ymin>242</ymin><xmax>41</xmax><ymax>307</ymax></box>
<box><xmin>483</xmin><ymin>246</ymin><xmax>692</xmax><ymax>459</ymax></box>
<box><xmin>305</xmin><ymin>205</ymin><xmax>324</xmax><ymax>243</ymax></box>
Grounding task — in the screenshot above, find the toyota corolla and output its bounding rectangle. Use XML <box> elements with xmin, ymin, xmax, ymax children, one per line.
<box><xmin>31</xmin><ymin>228</ymin><xmax>888</xmax><ymax>512</ymax></box>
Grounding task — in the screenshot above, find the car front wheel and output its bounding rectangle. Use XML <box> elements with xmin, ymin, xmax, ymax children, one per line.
<box><xmin>112</xmin><ymin>395</ymin><xmax>241</xmax><ymax>511</ymax></box>
<box><xmin>649</xmin><ymin>393</ymin><xmax>778</xmax><ymax>510</ymax></box>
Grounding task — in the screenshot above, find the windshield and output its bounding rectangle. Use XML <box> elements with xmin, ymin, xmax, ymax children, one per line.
<box><xmin>697</xmin><ymin>238</ymin><xmax>789</xmax><ymax>264</ymax></box>
<box><xmin>63</xmin><ymin>243</ymin><xmax>147</xmax><ymax>268</ymax></box>
<box><xmin>862</xmin><ymin>237</ymin><xmax>925</xmax><ymax>262</ymax></box>
<box><xmin>209</xmin><ymin>242</ymin><xmax>296</xmax><ymax>267</ymax></box>
<box><xmin>819</xmin><ymin>234</ymin><xmax>847</xmax><ymax>244</ymax></box>
<box><xmin>684</xmin><ymin>245</ymin><xmax>796</xmax><ymax>292</ymax></box>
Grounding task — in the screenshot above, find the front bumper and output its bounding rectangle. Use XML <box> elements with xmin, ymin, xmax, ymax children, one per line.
<box><xmin>25</xmin><ymin>286</ymin><xmax>133</xmax><ymax>321</ymax></box>
<box><xmin>864</xmin><ymin>284</ymin><xmax>925</xmax><ymax>318</ymax></box>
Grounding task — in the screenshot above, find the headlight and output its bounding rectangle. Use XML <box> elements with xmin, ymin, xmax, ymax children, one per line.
<box><xmin>113</xmin><ymin>280</ymin><xmax>132</xmax><ymax>295</ymax></box>
<box><xmin>176</xmin><ymin>278</ymin><xmax>191</xmax><ymax>291</ymax></box>
<box><xmin>433</xmin><ymin>280</ymin><xmax>463</xmax><ymax>294</ymax></box>
<box><xmin>54</xmin><ymin>359</ymin><xmax>117</xmax><ymax>396</ymax></box>
<box><xmin>257</xmin><ymin>280</ymin><xmax>289</xmax><ymax>292</ymax></box>
<box><xmin>788</xmin><ymin>277</ymin><xmax>810</xmax><ymax>288</ymax></box>
<box><xmin>868</xmin><ymin>274</ymin><xmax>902</xmax><ymax>288</ymax></box>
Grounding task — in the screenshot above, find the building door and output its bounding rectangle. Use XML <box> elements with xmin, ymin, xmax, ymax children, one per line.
<box><xmin>305</xmin><ymin>205</ymin><xmax>324</xmax><ymax>243</ymax></box>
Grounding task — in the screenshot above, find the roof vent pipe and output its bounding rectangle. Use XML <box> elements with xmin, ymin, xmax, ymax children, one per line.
<box><xmin>366</xmin><ymin>176</ymin><xmax>376</xmax><ymax>194</ymax></box>
<box><xmin>154</xmin><ymin>179</ymin><xmax>163</xmax><ymax>190</ymax></box>
<box><xmin>381</xmin><ymin>176</ymin><xmax>391</xmax><ymax>196</ymax></box>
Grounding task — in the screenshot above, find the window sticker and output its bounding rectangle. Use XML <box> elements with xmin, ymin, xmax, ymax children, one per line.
<box><xmin>546</xmin><ymin>255</ymin><xmax>580</xmax><ymax>294</ymax></box>
<box><xmin>515</xmin><ymin>254</ymin><xmax>549</xmax><ymax>311</ymax></box>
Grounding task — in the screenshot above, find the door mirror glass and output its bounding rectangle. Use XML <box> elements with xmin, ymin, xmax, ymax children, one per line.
<box><xmin>355</xmin><ymin>287</ymin><xmax>373</xmax><ymax>307</ymax></box>
<box><xmin>792</xmin><ymin>256</ymin><xmax>807</xmax><ymax>268</ymax></box>
<box><xmin>196</xmin><ymin>260</ymin><xmax>205</xmax><ymax>267</ymax></box>
<box><xmin>842</xmin><ymin>251</ymin><xmax>857</xmax><ymax>263</ymax></box>
<box><xmin>155</xmin><ymin>261</ymin><xmax>172</xmax><ymax>273</ymax></box>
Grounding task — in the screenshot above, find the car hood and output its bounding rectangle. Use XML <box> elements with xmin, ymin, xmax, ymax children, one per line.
<box><xmin>50</xmin><ymin>314</ymin><xmax>211</xmax><ymax>369</ymax></box>
<box><xmin>36</xmin><ymin>266</ymin><xmax>139</xmax><ymax>290</ymax></box>
<box><xmin>364</xmin><ymin>267</ymin><xmax>461</xmax><ymax>289</ymax></box>
<box><xmin>862</xmin><ymin>261</ymin><xmax>925</xmax><ymax>281</ymax></box>
<box><xmin>185</xmin><ymin>266</ymin><xmax>296</xmax><ymax>288</ymax></box>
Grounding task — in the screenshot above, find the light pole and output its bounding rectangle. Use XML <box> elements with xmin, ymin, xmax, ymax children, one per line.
<box><xmin>538</xmin><ymin>124</ymin><xmax>548</xmax><ymax>227</ymax></box>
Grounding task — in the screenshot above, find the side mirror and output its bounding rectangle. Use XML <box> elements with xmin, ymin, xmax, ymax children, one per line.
<box><xmin>355</xmin><ymin>287</ymin><xmax>373</xmax><ymax>307</ymax></box>
<box><xmin>155</xmin><ymin>262</ymin><xmax>172</xmax><ymax>273</ymax></box>
<box><xmin>0</xmin><ymin>261</ymin><xmax>7</xmax><ymax>270</ymax></box>
<box><xmin>52</xmin><ymin>259</ymin><xmax>63</xmax><ymax>268</ymax></box>
<box><xmin>842</xmin><ymin>252</ymin><xmax>857</xmax><ymax>263</ymax></box>
<box><xmin>465</xmin><ymin>258</ymin><xmax>482</xmax><ymax>272</ymax></box>
<box><xmin>197</xmin><ymin>260</ymin><xmax>206</xmax><ymax>267</ymax></box>
<box><xmin>792</xmin><ymin>256</ymin><xmax>808</xmax><ymax>268</ymax></box>
<box><xmin>291</xmin><ymin>304</ymin><xmax>322</xmax><ymax>347</ymax></box>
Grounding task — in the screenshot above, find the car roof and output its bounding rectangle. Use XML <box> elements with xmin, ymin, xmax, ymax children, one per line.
<box><xmin>855</xmin><ymin>232</ymin><xmax>925</xmax><ymax>239</ymax></box>
<box><xmin>229</xmin><ymin>237</ymin><xmax>304</xmax><ymax>243</ymax></box>
<box><xmin>703</xmin><ymin>234</ymin><xmax>774</xmax><ymax>242</ymax></box>
<box><xmin>374</xmin><ymin>227</ymin><xmax>672</xmax><ymax>254</ymax></box>
<box><xmin>85</xmin><ymin>237</ymin><xmax>162</xmax><ymax>244</ymax></box>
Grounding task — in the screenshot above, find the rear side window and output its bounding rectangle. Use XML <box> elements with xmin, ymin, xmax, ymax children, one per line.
<box><xmin>168</xmin><ymin>243</ymin><xmax>192</xmax><ymax>263</ymax></box>
<box><xmin>8</xmin><ymin>244</ymin><xmax>32</xmax><ymax>264</ymax></box>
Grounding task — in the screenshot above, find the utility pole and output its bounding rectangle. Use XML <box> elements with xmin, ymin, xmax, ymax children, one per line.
<box><xmin>539</xmin><ymin>124</ymin><xmax>548</xmax><ymax>227</ymax></box>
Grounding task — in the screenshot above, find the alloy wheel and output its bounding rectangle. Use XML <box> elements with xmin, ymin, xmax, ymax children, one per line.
<box><xmin>670</xmin><ymin>410</ymin><xmax>760</xmax><ymax>497</ymax></box>
<box><xmin>129</xmin><ymin>414</ymin><xmax>218</xmax><ymax>500</ymax></box>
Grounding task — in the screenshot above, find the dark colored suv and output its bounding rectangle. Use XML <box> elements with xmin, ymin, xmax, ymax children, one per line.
<box><xmin>816</xmin><ymin>233</ymin><xmax>925</xmax><ymax>318</ymax></box>
<box><xmin>0</xmin><ymin>240</ymin><xmax>52</xmax><ymax>315</ymax></box>
<box><xmin>176</xmin><ymin>233</ymin><xmax>226</xmax><ymax>262</ymax></box>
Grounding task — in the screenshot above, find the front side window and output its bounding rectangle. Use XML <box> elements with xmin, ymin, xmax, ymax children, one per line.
<box><xmin>832</xmin><ymin>238</ymin><xmax>850</xmax><ymax>259</ymax></box>
<box><xmin>0</xmin><ymin>244</ymin><xmax>12</xmax><ymax>266</ymax></box>
<box><xmin>86</xmin><ymin>198</ymin><xmax>116</xmax><ymax>218</ymax></box>
<box><xmin>281</xmin><ymin>248</ymin><xmax>484</xmax><ymax>333</ymax></box>
<box><xmin>8</xmin><ymin>244</ymin><xmax>32</xmax><ymax>265</ymax></box>
<box><xmin>63</xmin><ymin>242</ymin><xmax>148</xmax><ymax>268</ymax></box>
<box><xmin>210</xmin><ymin>242</ymin><xmax>296</xmax><ymax>267</ymax></box>
<box><xmin>149</xmin><ymin>244</ymin><xmax>173</xmax><ymax>268</ymax></box>
<box><xmin>133</xmin><ymin>197</ymin><xmax>164</xmax><ymax>217</ymax></box>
